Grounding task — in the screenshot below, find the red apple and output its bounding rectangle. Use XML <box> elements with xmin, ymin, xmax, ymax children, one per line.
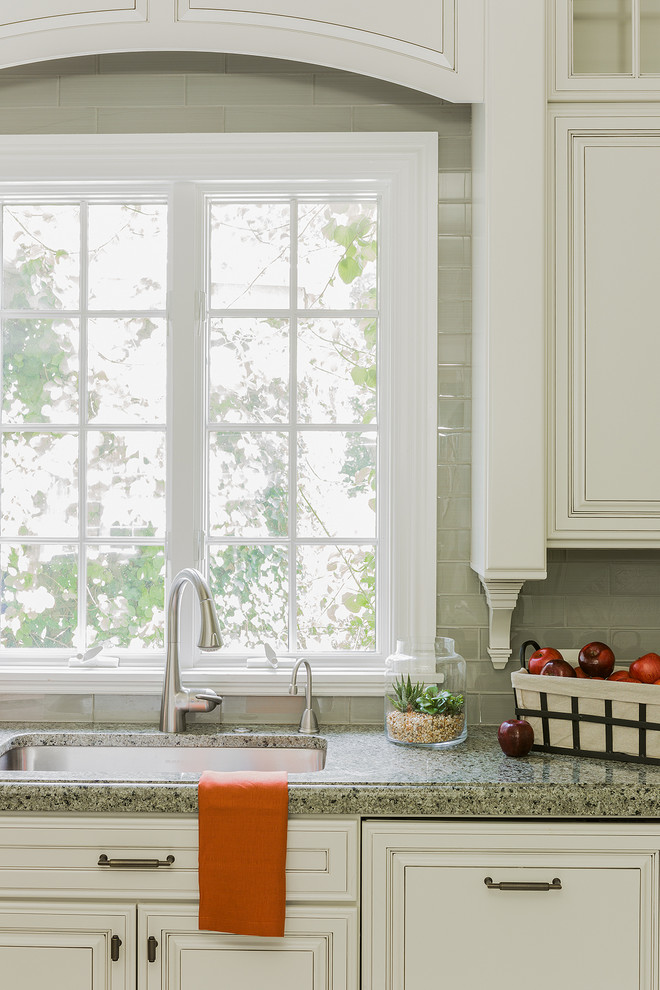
<box><xmin>540</xmin><ymin>659</ymin><xmax>577</xmax><ymax>677</ymax></box>
<box><xmin>574</xmin><ymin>667</ymin><xmax>588</xmax><ymax>678</ymax></box>
<box><xmin>609</xmin><ymin>670</ymin><xmax>641</xmax><ymax>683</ymax></box>
<box><xmin>578</xmin><ymin>641</ymin><xmax>615</xmax><ymax>679</ymax></box>
<box><xmin>629</xmin><ymin>653</ymin><xmax>660</xmax><ymax>684</ymax></box>
<box><xmin>528</xmin><ymin>647</ymin><xmax>563</xmax><ymax>675</ymax></box>
<box><xmin>498</xmin><ymin>719</ymin><xmax>534</xmax><ymax>757</ymax></box>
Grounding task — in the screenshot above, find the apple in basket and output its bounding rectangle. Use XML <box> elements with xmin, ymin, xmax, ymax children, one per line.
<box><xmin>629</xmin><ymin>653</ymin><xmax>660</xmax><ymax>684</ymax></box>
<box><xmin>609</xmin><ymin>670</ymin><xmax>642</xmax><ymax>683</ymax></box>
<box><xmin>578</xmin><ymin>641</ymin><xmax>615</xmax><ymax>679</ymax></box>
<box><xmin>498</xmin><ymin>719</ymin><xmax>534</xmax><ymax>757</ymax></box>
<box><xmin>528</xmin><ymin>647</ymin><xmax>563</xmax><ymax>675</ymax></box>
<box><xmin>540</xmin><ymin>658</ymin><xmax>577</xmax><ymax>677</ymax></box>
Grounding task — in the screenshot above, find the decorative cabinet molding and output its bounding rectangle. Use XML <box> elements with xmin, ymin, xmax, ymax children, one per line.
<box><xmin>550</xmin><ymin>108</ymin><xmax>660</xmax><ymax>546</ymax></box>
<box><xmin>551</xmin><ymin>0</ymin><xmax>660</xmax><ymax>100</ymax></box>
<box><xmin>479</xmin><ymin>579</ymin><xmax>525</xmax><ymax>669</ymax></box>
<box><xmin>0</xmin><ymin>0</ymin><xmax>484</xmax><ymax>102</ymax></box>
<box><xmin>471</xmin><ymin>0</ymin><xmax>547</xmax><ymax>665</ymax></box>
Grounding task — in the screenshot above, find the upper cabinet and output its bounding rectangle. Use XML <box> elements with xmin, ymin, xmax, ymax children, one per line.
<box><xmin>552</xmin><ymin>0</ymin><xmax>660</xmax><ymax>98</ymax></box>
<box><xmin>0</xmin><ymin>0</ymin><xmax>484</xmax><ymax>102</ymax></box>
<box><xmin>550</xmin><ymin>108</ymin><xmax>660</xmax><ymax>546</ymax></box>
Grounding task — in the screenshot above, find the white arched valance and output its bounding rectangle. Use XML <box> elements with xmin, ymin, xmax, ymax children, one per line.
<box><xmin>0</xmin><ymin>0</ymin><xmax>483</xmax><ymax>102</ymax></box>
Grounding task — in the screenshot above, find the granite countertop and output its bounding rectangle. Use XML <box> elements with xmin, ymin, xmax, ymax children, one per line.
<box><xmin>2</xmin><ymin>722</ymin><xmax>660</xmax><ymax>817</ymax></box>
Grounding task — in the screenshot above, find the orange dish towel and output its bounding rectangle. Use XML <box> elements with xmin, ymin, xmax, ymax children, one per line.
<box><xmin>198</xmin><ymin>769</ymin><xmax>289</xmax><ymax>937</ymax></box>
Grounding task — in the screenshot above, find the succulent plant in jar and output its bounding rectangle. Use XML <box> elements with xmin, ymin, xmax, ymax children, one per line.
<box><xmin>385</xmin><ymin>638</ymin><xmax>467</xmax><ymax>748</ymax></box>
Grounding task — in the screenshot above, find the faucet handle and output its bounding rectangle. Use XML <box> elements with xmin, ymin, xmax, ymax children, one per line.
<box><xmin>194</xmin><ymin>690</ymin><xmax>223</xmax><ymax>712</ymax></box>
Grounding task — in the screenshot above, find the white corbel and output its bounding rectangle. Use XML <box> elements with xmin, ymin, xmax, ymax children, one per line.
<box><xmin>479</xmin><ymin>579</ymin><xmax>525</xmax><ymax>669</ymax></box>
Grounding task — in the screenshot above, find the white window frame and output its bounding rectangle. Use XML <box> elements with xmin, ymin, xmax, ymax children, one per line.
<box><xmin>0</xmin><ymin>133</ymin><xmax>437</xmax><ymax>696</ymax></box>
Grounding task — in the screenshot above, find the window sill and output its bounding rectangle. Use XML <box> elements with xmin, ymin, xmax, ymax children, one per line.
<box><xmin>0</xmin><ymin>664</ymin><xmax>386</xmax><ymax>697</ymax></box>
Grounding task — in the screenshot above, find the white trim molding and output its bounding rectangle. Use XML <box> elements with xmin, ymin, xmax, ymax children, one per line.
<box><xmin>0</xmin><ymin>663</ymin><xmax>387</xmax><ymax>696</ymax></box>
<box><xmin>0</xmin><ymin>132</ymin><xmax>437</xmax><ymax>694</ymax></box>
<box><xmin>471</xmin><ymin>0</ymin><xmax>547</xmax><ymax>666</ymax></box>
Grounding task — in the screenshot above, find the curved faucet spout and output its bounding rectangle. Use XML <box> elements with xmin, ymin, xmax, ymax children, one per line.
<box><xmin>160</xmin><ymin>568</ymin><xmax>223</xmax><ymax>733</ymax></box>
<box><xmin>289</xmin><ymin>658</ymin><xmax>320</xmax><ymax>735</ymax></box>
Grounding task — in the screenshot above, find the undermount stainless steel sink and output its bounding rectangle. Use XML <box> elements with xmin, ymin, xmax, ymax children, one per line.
<box><xmin>0</xmin><ymin>743</ymin><xmax>326</xmax><ymax>775</ymax></box>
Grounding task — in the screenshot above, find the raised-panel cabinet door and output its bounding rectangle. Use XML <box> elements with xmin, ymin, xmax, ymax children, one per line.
<box><xmin>176</xmin><ymin>0</ymin><xmax>484</xmax><ymax>101</ymax></box>
<box><xmin>551</xmin><ymin>110</ymin><xmax>660</xmax><ymax>545</ymax></box>
<box><xmin>0</xmin><ymin>0</ymin><xmax>137</xmax><ymax>26</ymax></box>
<box><xmin>183</xmin><ymin>0</ymin><xmax>451</xmax><ymax>65</ymax></box>
<box><xmin>404</xmin><ymin>866</ymin><xmax>639</xmax><ymax>988</ymax></box>
<box><xmin>0</xmin><ymin>901</ymin><xmax>134</xmax><ymax>990</ymax></box>
<box><xmin>363</xmin><ymin>822</ymin><xmax>658</xmax><ymax>990</ymax></box>
<box><xmin>140</xmin><ymin>903</ymin><xmax>358</xmax><ymax>990</ymax></box>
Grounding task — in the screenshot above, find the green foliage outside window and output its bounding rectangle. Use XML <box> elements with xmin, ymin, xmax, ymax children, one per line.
<box><xmin>1</xmin><ymin>200</ymin><xmax>378</xmax><ymax>654</ymax></box>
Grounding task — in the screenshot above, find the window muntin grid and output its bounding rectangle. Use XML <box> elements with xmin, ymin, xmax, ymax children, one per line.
<box><xmin>0</xmin><ymin>197</ymin><xmax>167</xmax><ymax>655</ymax></box>
<box><xmin>204</xmin><ymin>196</ymin><xmax>380</xmax><ymax>655</ymax></box>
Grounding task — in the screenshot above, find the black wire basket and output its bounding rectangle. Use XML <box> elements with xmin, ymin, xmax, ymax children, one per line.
<box><xmin>513</xmin><ymin>640</ymin><xmax>660</xmax><ymax>766</ymax></box>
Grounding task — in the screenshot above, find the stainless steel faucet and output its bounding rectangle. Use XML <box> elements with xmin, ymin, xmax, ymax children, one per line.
<box><xmin>288</xmin><ymin>658</ymin><xmax>319</xmax><ymax>734</ymax></box>
<box><xmin>159</xmin><ymin>567</ymin><xmax>223</xmax><ymax>733</ymax></box>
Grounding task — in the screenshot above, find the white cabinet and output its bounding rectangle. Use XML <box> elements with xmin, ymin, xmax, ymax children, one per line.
<box><xmin>0</xmin><ymin>0</ymin><xmax>484</xmax><ymax>102</ymax></box>
<box><xmin>141</xmin><ymin>904</ymin><xmax>356</xmax><ymax>990</ymax></box>
<box><xmin>0</xmin><ymin>902</ymin><xmax>134</xmax><ymax>990</ymax></box>
<box><xmin>4</xmin><ymin>814</ymin><xmax>660</xmax><ymax>990</ymax></box>
<box><xmin>363</xmin><ymin>821</ymin><xmax>660</xmax><ymax>990</ymax></box>
<box><xmin>550</xmin><ymin>108</ymin><xmax>660</xmax><ymax>546</ymax></box>
<box><xmin>551</xmin><ymin>0</ymin><xmax>660</xmax><ymax>98</ymax></box>
<box><xmin>0</xmin><ymin>815</ymin><xmax>359</xmax><ymax>990</ymax></box>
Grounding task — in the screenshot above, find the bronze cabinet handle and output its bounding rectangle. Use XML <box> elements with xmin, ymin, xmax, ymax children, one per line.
<box><xmin>110</xmin><ymin>935</ymin><xmax>122</xmax><ymax>961</ymax></box>
<box><xmin>484</xmin><ymin>876</ymin><xmax>562</xmax><ymax>891</ymax></box>
<box><xmin>147</xmin><ymin>936</ymin><xmax>159</xmax><ymax>963</ymax></box>
<box><xmin>98</xmin><ymin>854</ymin><xmax>175</xmax><ymax>869</ymax></box>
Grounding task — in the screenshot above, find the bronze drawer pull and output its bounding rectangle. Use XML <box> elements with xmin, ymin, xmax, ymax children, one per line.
<box><xmin>484</xmin><ymin>876</ymin><xmax>562</xmax><ymax>891</ymax></box>
<box><xmin>98</xmin><ymin>854</ymin><xmax>175</xmax><ymax>869</ymax></box>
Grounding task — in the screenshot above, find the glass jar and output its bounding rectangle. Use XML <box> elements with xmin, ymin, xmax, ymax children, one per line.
<box><xmin>384</xmin><ymin>637</ymin><xmax>467</xmax><ymax>748</ymax></box>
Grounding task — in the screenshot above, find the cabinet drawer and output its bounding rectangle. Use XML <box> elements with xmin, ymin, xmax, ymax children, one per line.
<box><xmin>0</xmin><ymin>815</ymin><xmax>359</xmax><ymax>902</ymax></box>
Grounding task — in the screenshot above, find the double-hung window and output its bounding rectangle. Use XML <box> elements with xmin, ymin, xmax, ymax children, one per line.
<box><xmin>0</xmin><ymin>134</ymin><xmax>437</xmax><ymax>692</ymax></box>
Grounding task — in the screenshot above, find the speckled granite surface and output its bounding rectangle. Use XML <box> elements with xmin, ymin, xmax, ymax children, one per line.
<box><xmin>1</xmin><ymin>723</ymin><xmax>660</xmax><ymax>817</ymax></box>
